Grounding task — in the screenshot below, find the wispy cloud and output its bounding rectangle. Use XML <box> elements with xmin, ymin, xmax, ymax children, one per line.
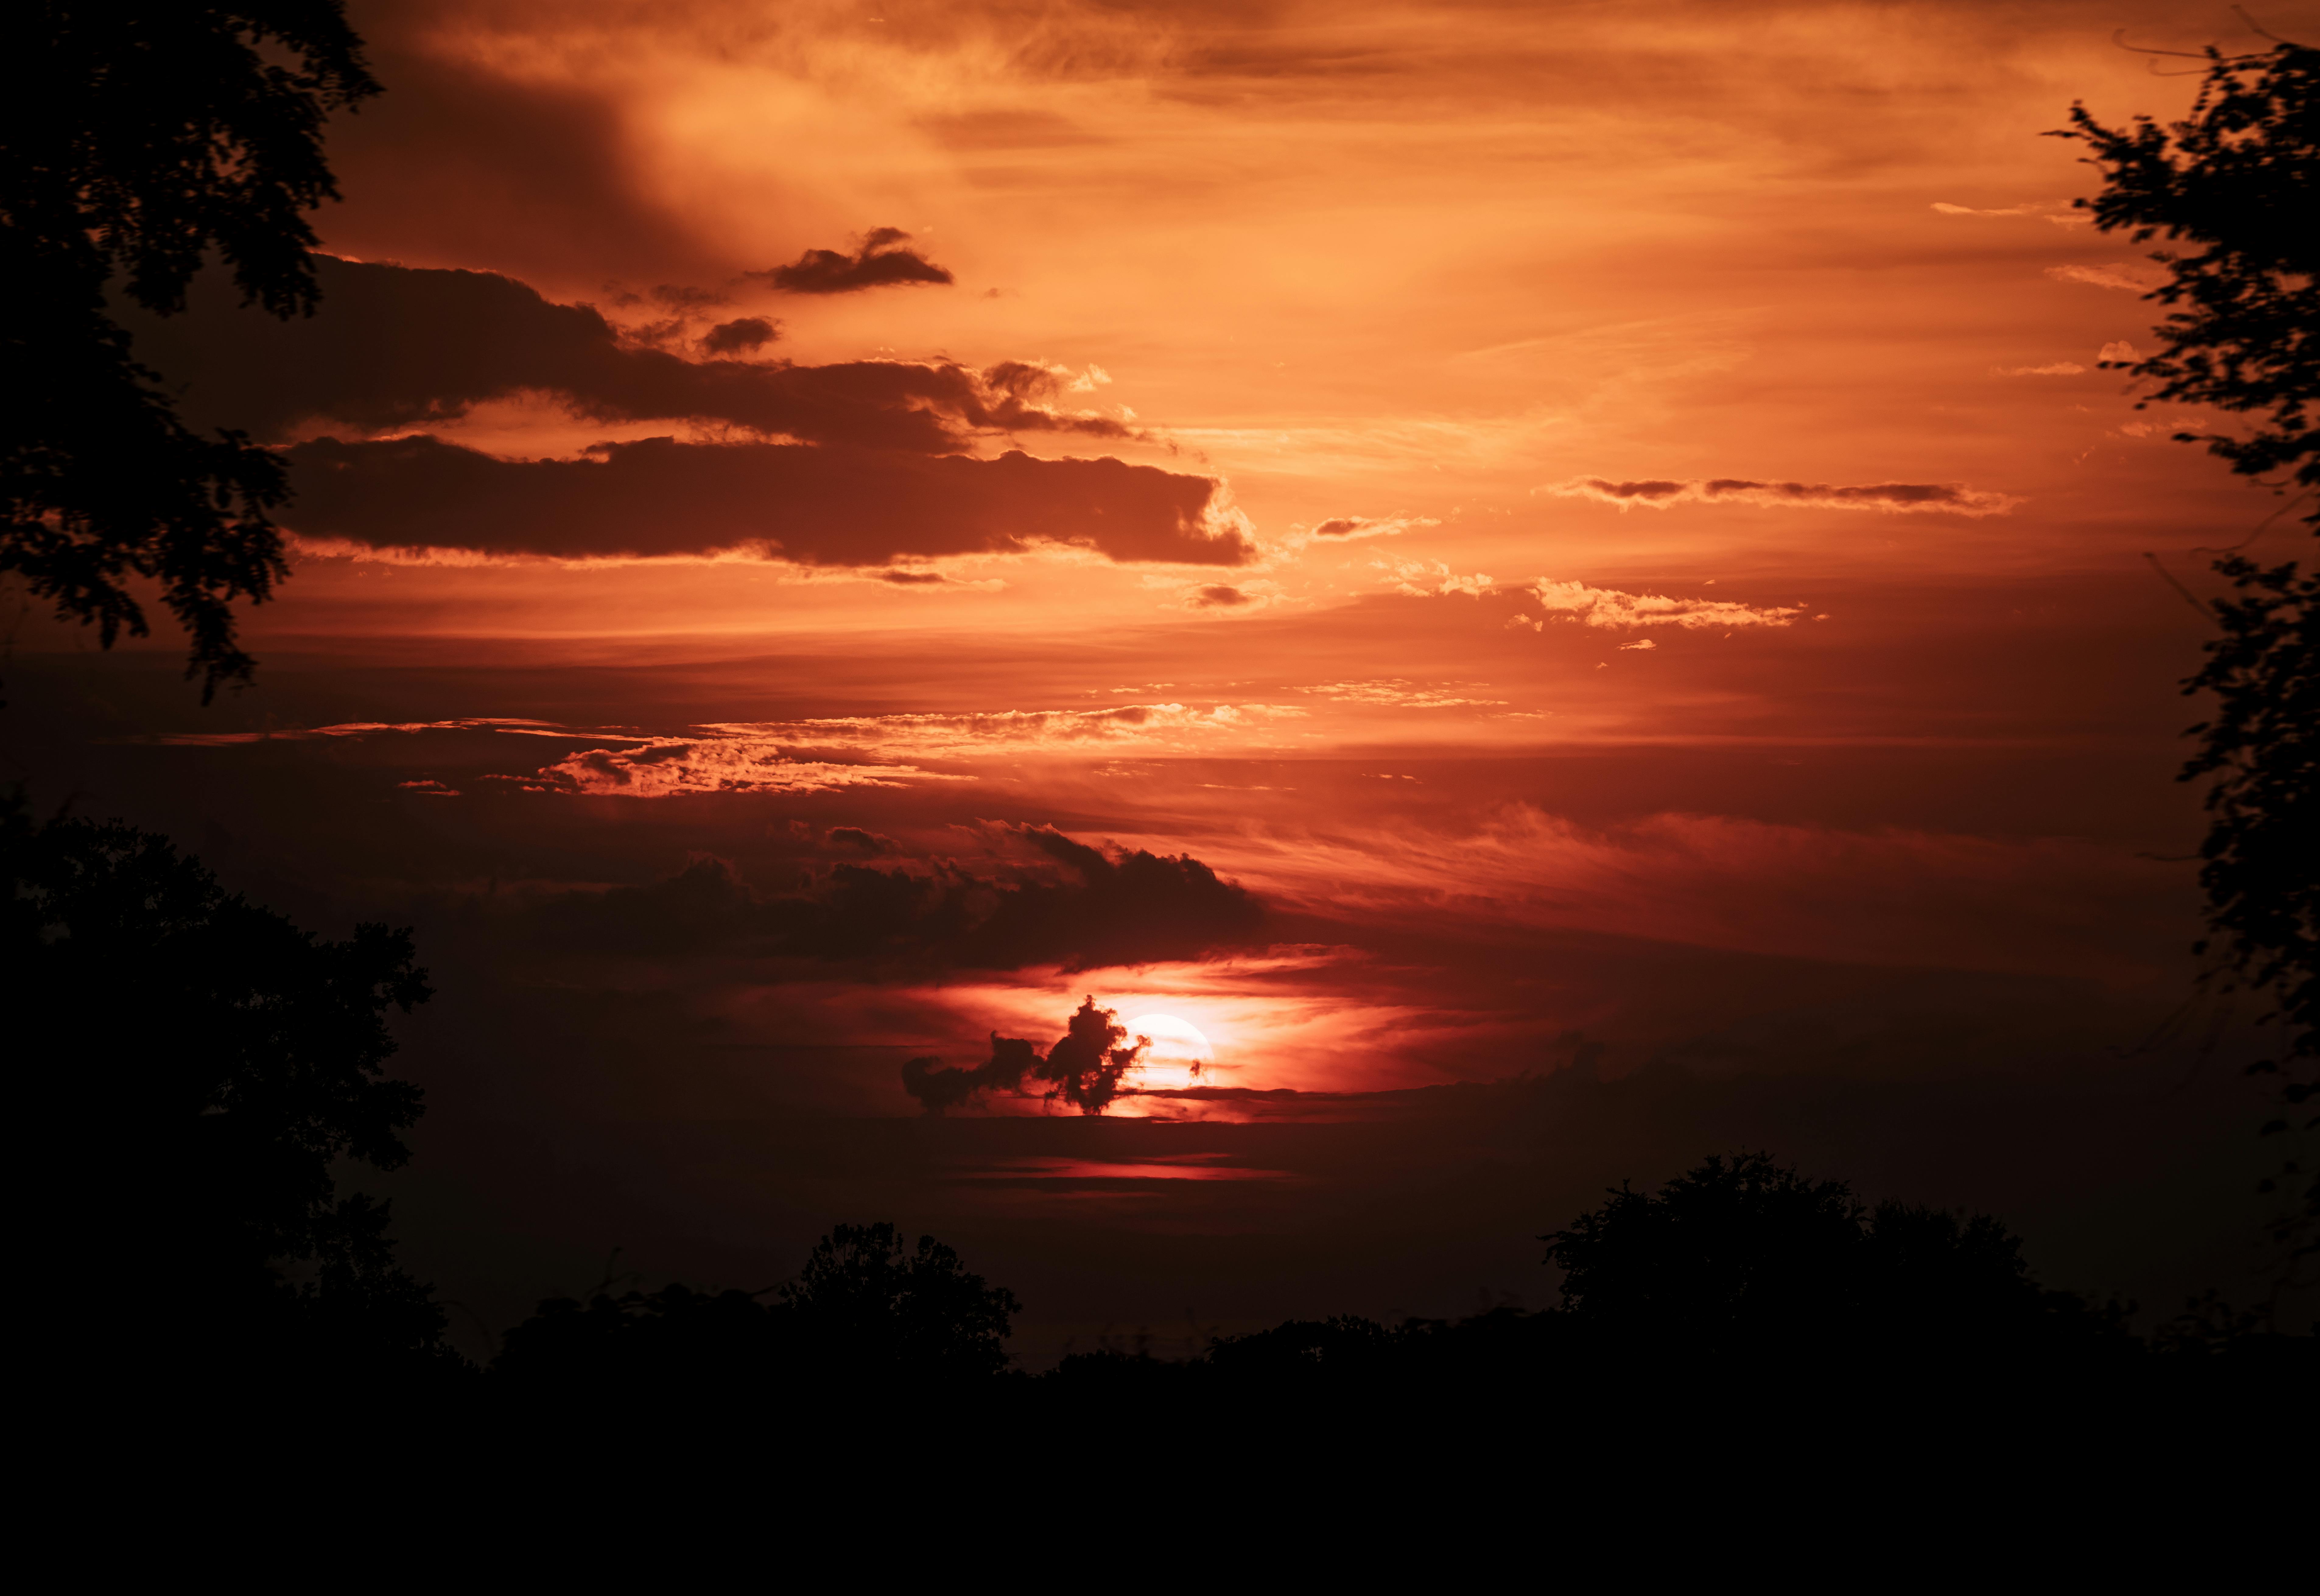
<box><xmin>1527</xmin><ymin>577</ymin><xmax>1802</xmax><ymax>630</ymax></box>
<box><xmin>2045</xmin><ymin>263</ymin><xmax>2157</xmax><ymax>293</ymax></box>
<box><xmin>1371</xmin><ymin>558</ymin><xmax>1497</xmax><ymax>596</ymax></box>
<box><xmin>1538</xmin><ymin>477</ymin><xmax>2021</xmax><ymax>516</ymax></box>
<box><xmin>714</xmin><ymin>703</ymin><xmax>1310</xmax><ymax>759</ymax></box>
<box><xmin>1300</xmin><ymin>680</ymin><xmax>1508</xmax><ymax>708</ymax></box>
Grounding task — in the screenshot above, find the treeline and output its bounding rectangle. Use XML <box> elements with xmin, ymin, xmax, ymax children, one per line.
<box><xmin>489</xmin><ymin>1155</ymin><xmax>2308</xmax><ymax>1418</ymax></box>
<box><xmin>10</xmin><ymin>802</ymin><xmax>2308</xmax><ymax>1422</ymax></box>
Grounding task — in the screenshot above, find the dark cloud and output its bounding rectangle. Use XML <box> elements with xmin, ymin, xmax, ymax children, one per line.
<box><xmin>316</xmin><ymin>36</ymin><xmax>717</xmax><ymax>285</ymax></box>
<box><xmin>125</xmin><ymin>256</ymin><xmax>1127</xmax><ymax>453</ymax></box>
<box><xmin>903</xmin><ymin>997</ymin><xmax>1146</xmax><ymax>1116</ymax></box>
<box><xmin>1541</xmin><ymin>477</ymin><xmax>2019</xmax><ymax>516</ymax></box>
<box><xmin>877</xmin><ymin>570</ymin><xmax>953</xmax><ymax>585</ymax></box>
<box><xmin>826</xmin><ymin>827</ymin><xmax>898</xmax><ymax>854</ymax></box>
<box><xmin>528</xmin><ymin>827</ymin><xmax>1263</xmax><ymax>971</ymax></box>
<box><xmin>700</xmin><ymin>316</ymin><xmax>779</xmax><ymax>356</ymax></box>
<box><xmin>1190</xmin><ymin>584</ymin><xmax>1253</xmax><ymax>607</ymax></box>
<box><xmin>283</xmin><ymin>435</ymin><xmax>1255</xmax><ymax>566</ymax></box>
<box><xmin>752</xmin><ymin>228</ymin><xmax>955</xmax><ymax>294</ymax></box>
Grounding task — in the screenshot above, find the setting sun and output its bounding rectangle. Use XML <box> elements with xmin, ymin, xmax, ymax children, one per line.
<box><xmin>1125</xmin><ymin>1013</ymin><xmax>1214</xmax><ymax>1092</ymax></box>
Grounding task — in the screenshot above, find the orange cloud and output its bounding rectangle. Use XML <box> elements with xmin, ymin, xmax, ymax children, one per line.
<box><xmin>1539</xmin><ymin>478</ymin><xmax>2021</xmax><ymax>516</ymax></box>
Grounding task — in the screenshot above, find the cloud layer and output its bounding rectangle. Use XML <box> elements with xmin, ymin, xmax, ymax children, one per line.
<box><xmin>129</xmin><ymin>256</ymin><xmax>1119</xmax><ymax>453</ymax></box>
<box><xmin>285</xmin><ymin>437</ymin><xmax>1255</xmax><ymax>566</ymax></box>
<box><xmin>1539</xmin><ymin>477</ymin><xmax>2021</xmax><ymax>516</ymax></box>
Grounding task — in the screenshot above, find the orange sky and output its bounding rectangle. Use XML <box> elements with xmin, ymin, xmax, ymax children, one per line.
<box><xmin>12</xmin><ymin>0</ymin><xmax>2310</xmax><ymax>1350</ymax></box>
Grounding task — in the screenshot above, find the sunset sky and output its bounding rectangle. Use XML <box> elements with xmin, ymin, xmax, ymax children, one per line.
<box><xmin>12</xmin><ymin>0</ymin><xmax>2312</xmax><ymax>1355</ymax></box>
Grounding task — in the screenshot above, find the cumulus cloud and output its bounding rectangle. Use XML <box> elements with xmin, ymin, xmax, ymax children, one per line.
<box><xmin>1190</xmin><ymin>584</ymin><xmax>1253</xmax><ymax>608</ymax></box>
<box><xmin>2097</xmin><ymin>340</ymin><xmax>2143</xmax><ymax>363</ymax></box>
<box><xmin>750</xmin><ymin>227</ymin><xmax>955</xmax><ymax>294</ymax></box>
<box><xmin>126</xmin><ymin>255</ymin><xmax>1119</xmax><ymax>452</ymax></box>
<box><xmin>284</xmin><ymin>437</ymin><xmax>1256</xmax><ymax>566</ymax></box>
<box><xmin>1526</xmin><ymin>578</ymin><xmax>1803</xmax><ymax>630</ymax></box>
<box><xmin>1538</xmin><ymin>477</ymin><xmax>2020</xmax><ymax>517</ymax></box>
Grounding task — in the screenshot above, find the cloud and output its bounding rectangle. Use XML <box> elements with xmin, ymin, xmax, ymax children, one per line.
<box><xmin>514</xmin><ymin>739</ymin><xmax>947</xmax><ymax>798</ymax></box>
<box><xmin>1930</xmin><ymin>201</ymin><xmax>2040</xmax><ymax>216</ymax></box>
<box><xmin>710</xmin><ymin>703</ymin><xmax>1307</xmax><ymax>759</ymax></box>
<box><xmin>905</xmin><ymin>997</ymin><xmax>1149</xmax><ymax>1115</ymax></box>
<box><xmin>700</xmin><ymin>316</ymin><xmax>779</xmax><ymax>355</ymax></box>
<box><xmin>283</xmin><ymin>436</ymin><xmax>1257</xmax><ymax>566</ymax></box>
<box><xmin>1371</xmin><ymin>559</ymin><xmax>1497</xmax><ymax>596</ymax></box>
<box><xmin>750</xmin><ymin>227</ymin><xmax>956</xmax><ymax>294</ymax></box>
<box><xmin>1618</xmin><ymin>638</ymin><xmax>1657</xmax><ymax>651</ymax></box>
<box><xmin>533</xmin><ymin>827</ymin><xmax>1263</xmax><ymax>979</ymax></box>
<box><xmin>1190</xmin><ymin>584</ymin><xmax>1254</xmax><ymax>608</ymax></box>
<box><xmin>1993</xmin><ymin>362</ymin><xmax>2087</xmax><ymax>377</ymax></box>
<box><xmin>1538</xmin><ymin>477</ymin><xmax>2020</xmax><ymax>517</ymax></box>
<box><xmin>125</xmin><ymin>255</ymin><xmax>1119</xmax><ymax>452</ymax></box>
<box><xmin>2097</xmin><ymin>341</ymin><xmax>2143</xmax><ymax>363</ymax></box>
<box><xmin>2045</xmin><ymin>264</ymin><xmax>2154</xmax><ymax>293</ymax></box>
<box><xmin>1300</xmin><ymin>680</ymin><xmax>1508</xmax><ymax>708</ymax></box>
<box><xmin>1306</xmin><ymin>513</ymin><xmax>1437</xmax><ymax>542</ymax></box>
<box><xmin>1526</xmin><ymin>578</ymin><xmax>1802</xmax><ymax>630</ymax></box>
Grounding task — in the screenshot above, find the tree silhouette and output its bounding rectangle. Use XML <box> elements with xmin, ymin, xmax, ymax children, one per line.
<box><xmin>2</xmin><ymin>3</ymin><xmax>379</xmax><ymax>700</ymax></box>
<box><xmin>1541</xmin><ymin>1153</ymin><xmax>2128</xmax><ymax>1363</ymax></box>
<box><xmin>782</xmin><ymin>1222</ymin><xmax>1021</xmax><ymax>1380</ymax></box>
<box><xmin>5</xmin><ymin>792</ymin><xmax>443</xmax><ymax>1373</ymax></box>
<box><xmin>2056</xmin><ymin>36</ymin><xmax>2318</xmax><ymax>1254</ymax></box>
<box><xmin>494</xmin><ymin>1222</ymin><xmax>1023</xmax><ymax>1394</ymax></box>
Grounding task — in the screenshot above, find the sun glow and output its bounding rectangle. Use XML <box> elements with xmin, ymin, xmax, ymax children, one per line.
<box><xmin>1124</xmin><ymin>1013</ymin><xmax>1214</xmax><ymax>1092</ymax></box>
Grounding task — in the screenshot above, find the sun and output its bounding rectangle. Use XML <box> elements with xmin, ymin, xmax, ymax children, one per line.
<box><xmin>1124</xmin><ymin>1013</ymin><xmax>1214</xmax><ymax>1091</ymax></box>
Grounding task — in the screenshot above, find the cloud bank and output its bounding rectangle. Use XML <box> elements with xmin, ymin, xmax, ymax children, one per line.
<box><xmin>128</xmin><ymin>256</ymin><xmax>1120</xmax><ymax>452</ymax></box>
<box><xmin>285</xmin><ymin>437</ymin><xmax>1255</xmax><ymax>566</ymax></box>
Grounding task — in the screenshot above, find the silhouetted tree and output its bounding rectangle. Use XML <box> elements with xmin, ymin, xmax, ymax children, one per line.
<box><xmin>495</xmin><ymin>1282</ymin><xmax>789</xmax><ymax>1394</ymax></box>
<box><xmin>1</xmin><ymin>4</ymin><xmax>379</xmax><ymax>700</ymax></box>
<box><xmin>494</xmin><ymin>1222</ymin><xmax>1022</xmax><ymax>1396</ymax></box>
<box><xmin>1541</xmin><ymin>1153</ymin><xmax>2128</xmax><ymax>1364</ymax></box>
<box><xmin>2057</xmin><ymin>37</ymin><xmax>2317</xmax><ymax>1251</ymax></box>
<box><xmin>782</xmin><ymin>1222</ymin><xmax>1021</xmax><ymax>1379</ymax></box>
<box><xmin>4</xmin><ymin>792</ymin><xmax>443</xmax><ymax>1374</ymax></box>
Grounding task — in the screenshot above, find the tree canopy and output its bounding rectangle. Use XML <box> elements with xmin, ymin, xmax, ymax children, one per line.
<box><xmin>1</xmin><ymin>3</ymin><xmax>378</xmax><ymax>700</ymax></box>
<box><xmin>2059</xmin><ymin>36</ymin><xmax>2318</xmax><ymax>1251</ymax></box>
<box><xmin>5</xmin><ymin>793</ymin><xmax>443</xmax><ymax>1372</ymax></box>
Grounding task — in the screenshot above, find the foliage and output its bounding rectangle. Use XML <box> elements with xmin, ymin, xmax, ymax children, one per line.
<box><xmin>2055</xmin><ymin>41</ymin><xmax>2317</xmax><ymax>489</ymax></box>
<box><xmin>1539</xmin><ymin>1152</ymin><xmax>2126</xmax><ymax>1358</ymax></box>
<box><xmin>2058</xmin><ymin>38</ymin><xmax>2319</xmax><ymax>1247</ymax></box>
<box><xmin>495</xmin><ymin>1221</ymin><xmax>1023</xmax><ymax>1391</ymax></box>
<box><xmin>0</xmin><ymin>3</ymin><xmax>378</xmax><ymax>699</ymax></box>
<box><xmin>782</xmin><ymin>1221</ymin><xmax>1022</xmax><ymax>1378</ymax></box>
<box><xmin>4</xmin><ymin>792</ymin><xmax>443</xmax><ymax>1367</ymax></box>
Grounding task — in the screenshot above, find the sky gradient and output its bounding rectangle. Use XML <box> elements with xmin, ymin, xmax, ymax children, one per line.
<box><xmin>11</xmin><ymin>0</ymin><xmax>2312</xmax><ymax>1357</ymax></box>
